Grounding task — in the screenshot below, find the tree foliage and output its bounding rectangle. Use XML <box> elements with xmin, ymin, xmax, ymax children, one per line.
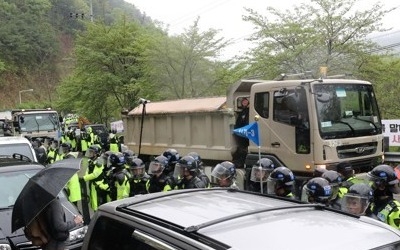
<box><xmin>143</xmin><ymin>18</ymin><xmax>233</xmax><ymax>99</ymax></box>
<box><xmin>243</xmin><ymin>0</ymin><xmax>395</xmax><ymax>77</ymax></box>
<box><xmin>56</xmin><ymin>19</ymin><xmax>148</xmax><ymax>124</ymax></box>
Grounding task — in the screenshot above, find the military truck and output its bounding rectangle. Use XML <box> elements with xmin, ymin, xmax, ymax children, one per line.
<box><xmin>122</xmin><ymin>75</ymin><xmax>384</xmax><ymax>186</ymax></box>
<box><xmin>10</xmin><ymin>108</ymin><xmax>62</xmax><ymax>142</ymax></box>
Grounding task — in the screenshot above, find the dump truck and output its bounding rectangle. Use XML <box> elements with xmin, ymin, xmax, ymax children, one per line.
<box><xmin>122</xmin><ymin>75</ymin><xmax>384</xmax><ymax>188</ymax></box>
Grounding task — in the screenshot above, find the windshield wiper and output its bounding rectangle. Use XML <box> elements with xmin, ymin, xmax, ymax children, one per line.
<box><xmin>353</xmin><ymin>116</ymin><xmax>378</xmax><ymax>132</ymax></box>
<box><xmin>335</xmin><ymin>120</ymin><xmax>355</xmax><ymax>137</ymax></box>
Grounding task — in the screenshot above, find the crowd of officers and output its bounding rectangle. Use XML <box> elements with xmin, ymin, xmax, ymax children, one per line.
<box><xmin>29</xmin><ymin>135</ymin><xmax>400</xmax><ymax>230</ymax></box>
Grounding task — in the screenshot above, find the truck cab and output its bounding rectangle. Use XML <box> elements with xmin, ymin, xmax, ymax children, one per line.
<box><xmin>239</xmin><ymin>77</ymin><xmax>383</xmax><ymax>186</ymax></box>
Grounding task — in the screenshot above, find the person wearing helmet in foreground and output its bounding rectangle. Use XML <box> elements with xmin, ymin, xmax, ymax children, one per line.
<box><xmin>248</xmin><ymin>158</ymin><xmax>275</xmax><ymax>194</ymax></box>
<box><xmin>80</xmin><ymin>145</ymin><xmax>104</xmax><ymax>211</ymax></box>
<box><xmin>146</xmin><ymin>155</ymin><xmax>174</xmax><ymax>193</ymax></box>
<box><xmin>210</xmin><ymin>161</ymin><xmax>238</xmax><ymax>189</ymax></box>
<box><xmin>128</xmin><ymin>157</ymin><xmax>150</xmax><ymax>196</ymax></box>
<box><xmin>174</xmin><ymin>155</ymin><xmax>206</xmax><ymax>189</ymax></box>
<box><xmin>107</xmin><ymin>152</ymin><xmax>130</xmax><ymax>201</ymax></box>
<box><xmin>341</xmin><ymin>183</ymin><xmax>375</xmax><ymax>217</ymax></box>
<box><xmin>266</xmin><ymin>166</ymin><xmax>295</xmax><ymax>198</ymax></box>
<box><xmin>302</xmin><ymin>177</ymin><xmax>332</xmax><ymax>205</ymax></box>
<box><xmin>367</xmin><ymin>164</ymin><xmax>400</xmax><ymax>229</ymax></box>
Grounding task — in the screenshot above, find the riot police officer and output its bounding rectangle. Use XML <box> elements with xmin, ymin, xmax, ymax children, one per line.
<box><xmin>321</xmin><ymin>170</ymin><xmax>345</xmax><ymax>210</ymax></box>
<box><xmin>173</xmin><ymin>155</ymin><xmax>206</xmax><ymax>189</ymax></box>
<box><xmin>367</xmin><ymin>164</ymin><xmax>400</xmax><ymax>229</ymax></box>
<box><xmin>128</xmin><ymin>157</ymin><xmax>149</xmax><ymax>196</ymax></box>
<box><xmin>146</xmin><ymin>155</ymin><xmax>174</xmax><ymax>193</ymax></box>
<box><xmin>342</xmin><ymin>183</ymin><xmax>374</xmax><ymax>216</ymax></box>
<box><xmin>107</xmin><ymin>152</ymin><xmax>130</xmax><ymax>201</ymax></box>
<box><xmin>302</xmin><ymin>177</ymin><xmax>332</xmax><ymax>205</ymax></box>
<box><xmin>266</xmin><ymin>166</ymin><xmax>295</xmax><ymax>198</ymax></box>
<box><xmin>81</xmin><ymin>145</ymin><xmax>105</xmax><ymax>211</ymax></box>
<box><xmin>248</xmin><ymin>158</ymin><xmax>275</xmax><ymax>194</ymax></box>
<box><xmin>187</xmin><ymin>152</ymin><xmax>211</xmax><ymax>188</ymax></box>
<box><xmin>210</xmin><ymin>161</ymin><xmax>238</xmax><ymax>189</ymax></box>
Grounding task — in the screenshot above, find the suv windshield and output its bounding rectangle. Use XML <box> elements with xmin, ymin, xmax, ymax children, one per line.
<box><xmin>0</xmin><ymin>169</ymin><xmax>36</xmax><ymax>208</ymax></box>
<box><xmin>18</xmin><ymin>112</ymin><xmax>59</xmax><ymax>132</ymax></box>
<box><xmin>314</xmin><ymin>83</ymin><xmax>382</xmax><ymax>139</ymax></box>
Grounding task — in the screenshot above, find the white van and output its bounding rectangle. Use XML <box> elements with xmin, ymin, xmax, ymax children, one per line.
<box><xmin>0</xmin><ymin>136</ymin><xmax>37</xmax><ymax>162</ymax></box>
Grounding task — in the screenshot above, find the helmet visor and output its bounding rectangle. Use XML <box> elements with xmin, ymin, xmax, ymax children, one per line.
<box><xmin>250</xmin><ymin>166</ymin><xmax>269</xmax><ymax>182</ymax></box>
<box><xmin>148</xmin><ymin>162</ymin><xmax>164</xmax><ymax>175</ymax></box>
<box><xmin>341</xmin><ymin>194</ymin><xmax>369</xmax><ymax>215</ymax></box>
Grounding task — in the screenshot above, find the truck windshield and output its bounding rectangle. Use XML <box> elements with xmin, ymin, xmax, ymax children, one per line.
<box><xmin>313</xmin><ymin>83</ymin><xmax>382</xmax><ymax>139</ymax></box>
<box><xmin>19</xmin><ymin>112</ymin><xmax>59</xmax><ymax>132</ymax></box>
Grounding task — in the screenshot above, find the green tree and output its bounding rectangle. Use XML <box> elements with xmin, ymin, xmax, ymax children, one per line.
<box><xmin>356</xmin><ymin>55</ymin><xmax>400</xmax><ymax>119</ymax></box>
<box><xmin>243</xmin><ymin>0</ymin><xmax>395</xmax><ymax>77</ymax></box>
<box><xmin>143</xmin><ymin>17</ymin><xmax>232</xmax><ymax>99</ymax></box>
<box><xmin>56</xmin><ymin>19</ymin><xmax>148</xmax><ymax>124</ymax></box>
<box><xmin>0</xmin><ymin>0</ymin><xmax>58</xmax><ymax>71</ymax></box>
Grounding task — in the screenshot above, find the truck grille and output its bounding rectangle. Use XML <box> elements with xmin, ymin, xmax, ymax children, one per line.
<box><xmin>337</xmin><ymin>142</ymin><xmax>377</xmax><ymax>159</ymax></box>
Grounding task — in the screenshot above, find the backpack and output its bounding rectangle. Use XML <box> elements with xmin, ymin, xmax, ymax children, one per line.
<box><xmin>24</xmin><ymin>213</ymin><xmax>50</xmax><ymax>247</ymax></box>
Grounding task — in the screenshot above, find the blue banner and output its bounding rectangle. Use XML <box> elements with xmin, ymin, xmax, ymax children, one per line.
<box><xmin>233</xmin><ymin>122</ymin><xmax>260</xmax><ymax>146</ymax></box>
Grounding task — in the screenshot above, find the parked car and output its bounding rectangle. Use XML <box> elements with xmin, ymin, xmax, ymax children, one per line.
<box><xmin>0</xmin><ymin>155</ymin><xmax>87</xmax><ymax>250</ymax></box>
<box><xmin>0</xmin><ymin>136</ymin><xmax>37</xmax><ymax>162</ymax></box>
<box><xmin>82</xmin><ymin>188</ymin><xmax>400</xmax><ymax>250</ymax></box>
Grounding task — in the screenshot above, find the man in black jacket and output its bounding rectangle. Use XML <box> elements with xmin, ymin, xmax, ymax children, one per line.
<box><xmin>42</xmin><ymin>197</ymin><xmax>83</xmax><ymax>250</ymax></box>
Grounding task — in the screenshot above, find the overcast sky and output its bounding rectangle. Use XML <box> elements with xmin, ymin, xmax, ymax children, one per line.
<box><xmin>125</xmin><ymin>0</ymin><xmax>400</xmax><ymax>59</ymax></box>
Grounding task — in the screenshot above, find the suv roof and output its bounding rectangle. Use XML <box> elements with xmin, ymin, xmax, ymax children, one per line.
<box><xmin>84</xmin><ymin>189</ymin><xmax>400</xmax><ymax>250</ymax></box>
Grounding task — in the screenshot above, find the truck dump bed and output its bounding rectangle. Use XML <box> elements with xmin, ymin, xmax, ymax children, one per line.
<box><xmin>123</xmin><ymin>97</ymin><xmax>236</xmax><ymax>162</ymax></box>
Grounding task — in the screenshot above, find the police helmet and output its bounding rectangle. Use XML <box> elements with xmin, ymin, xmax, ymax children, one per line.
<box><xmin>250</xmin><ymin>158</ymin><xmax>275</xmax><ymax>182</ymax></box>
<box><xmin>163</xmin><ymin>148</ymin><xmax>180</xmax><ymax>165</ymax></box>
<box><xmin>108</xmin><ymin>152</ymin><xmax>126</xmax><ymax>168</ymax></box>
<box><xmin>322</xmin><ymin>170</ymin><xmax>343</xmax><ymax>200</ymax></box>
<box><xmin>173</xmin><ymin>155</ymin><xmax>197</xmax><ymax>178</ymax></box>
<box><xmin>266</xmin><ymin>166</ymin><xmax>295</xmax><ymax>196</ymax></box>
<box><xmin>187</xmin><ymin>152</ymin><xmax>203</xmax><ymax>168</ymax></box>
<box><xmin>130</xmin><ymin>158</ymin><xmax>146</xmax><ymax>178</ymax></box>
<box><xmin>342</xmin><ymin>183</ymin><xmax>373</xmax><ymax>215</ymax></box>
<box><xmin>367</xmin><ymin>164</ymin><xmax>399</xmax><ymax>189</ymax></box>
<box><xmin>148</xmin><ymin>155</ymin><xmax>169</xmax><ymax>175</ymax></box>
<box><xmin>211</xmin><ymin>161</ymin><xmax>236</xmax><ymax>184</ymax></box>
<box><xmin>86</xmin><ymin>144</ymin><xmax>101</xmax><ymax>159</ymax></box>
<box><xmin>303</xmin><ymin>177</ymin><xmax>332</xmax><ymax>204</ymax></box>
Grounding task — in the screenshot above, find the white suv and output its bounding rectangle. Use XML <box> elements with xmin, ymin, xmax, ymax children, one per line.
<box><xmin>82</xmin><ymin>189</ymin><xmax>400</xmax><ymax>250</ymax></box>
<box><xmin>0</xmin><ymin>136</ymin><xmax>37</xmax><ymax>162</ymax></box>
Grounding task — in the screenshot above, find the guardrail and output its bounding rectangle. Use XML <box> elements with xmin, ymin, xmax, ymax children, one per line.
<box><xmin>384</xmin><ymin>152</ymin><xmax>400</xmax><ymax>164</ymax></box>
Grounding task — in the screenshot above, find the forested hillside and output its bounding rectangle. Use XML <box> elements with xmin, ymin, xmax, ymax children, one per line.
<box><xmin>0</xmin><ymin>0</ymin><xmax>151</xmax><ymax>109</ymax></box>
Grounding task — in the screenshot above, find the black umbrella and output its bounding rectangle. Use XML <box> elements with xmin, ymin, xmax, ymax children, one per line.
<box><xmin>11</xmin><ymin>158</ymin><xmax>82</xmax><ymax>233</ymax></box>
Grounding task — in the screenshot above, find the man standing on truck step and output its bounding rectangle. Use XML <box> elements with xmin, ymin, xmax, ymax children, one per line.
<box><xmin>233</xmin><ymin>97</ymin><xmax>249</xmax><ymax>168</ymax></box>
